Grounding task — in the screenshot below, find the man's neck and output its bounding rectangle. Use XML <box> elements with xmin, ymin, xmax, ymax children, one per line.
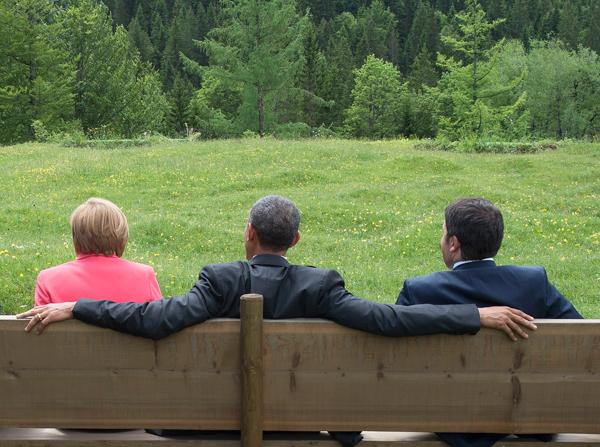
<box><xmin>246</xmin><ymin>248</ymin><xmax>288</xmax><ymax>260</ymax></box>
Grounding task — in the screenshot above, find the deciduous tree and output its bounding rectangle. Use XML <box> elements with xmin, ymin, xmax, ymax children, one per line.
<box><xmin>345</xmin><ymin>55</ymin><xmax>408</xmax><ymax>138</ymax></box>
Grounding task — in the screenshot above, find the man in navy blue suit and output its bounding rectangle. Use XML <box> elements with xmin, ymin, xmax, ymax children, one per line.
<box><xmin>396</xmin><ymin>197</ymin><xmax>582</xmax><ymax>447</ymax></box>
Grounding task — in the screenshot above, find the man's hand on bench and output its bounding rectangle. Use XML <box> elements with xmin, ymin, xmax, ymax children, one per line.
<box><xmin>479</xmin><ymin>306</ymin><xmax>537</xmax><ymax>341</ymax></box>
<box><xmin>17</xmin><ymin>302</ymin><xmax>76</xmax><ymax>334</ymax></box>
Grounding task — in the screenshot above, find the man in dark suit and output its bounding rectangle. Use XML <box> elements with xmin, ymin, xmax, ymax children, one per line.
<box><xmin>396</xmin><ymin>197</ymin><xmax>582</xmax><ymax>447</ymax></box>
<box><xmin>20</xmin><ymin>195</ymin><xmax>535</xmax><ymax>339</ymax></box>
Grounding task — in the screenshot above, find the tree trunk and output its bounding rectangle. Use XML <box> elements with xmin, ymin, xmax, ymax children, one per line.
<box><xmin>556</xmin><ymin>97</ymin><xmax>563</xmax><ymax>139</ymax></box>
<box><xmin>258</xmin><ymin>93</ymin><xmax>265</xmax><ymax>137</ymax></box>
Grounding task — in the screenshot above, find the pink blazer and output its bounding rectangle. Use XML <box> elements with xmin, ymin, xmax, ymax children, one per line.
<box><xmin>35</xmin><ymin>254</ymin><xmax>162</xmax><ymax>305</ymax></box>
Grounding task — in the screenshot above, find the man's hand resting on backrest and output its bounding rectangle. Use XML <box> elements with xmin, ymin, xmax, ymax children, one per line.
<box><xmin>479</xmin><ymin>306</ymin><xmax>537</xmax><ymax>341</ymax></box>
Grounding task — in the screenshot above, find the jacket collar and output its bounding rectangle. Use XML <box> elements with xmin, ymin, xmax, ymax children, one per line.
<box><xmin>249</xmin><ymin>253</ymin><xmax>290</xmax><ymax>267</ymax></box>
<box><xmin>453</xmin><ymin>259</ymin><xmax>496</xmax><ymax>271</ymax></box>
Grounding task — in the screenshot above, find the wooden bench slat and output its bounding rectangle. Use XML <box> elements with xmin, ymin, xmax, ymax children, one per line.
<box><xmin>1</xmin><ymin>317</ymin><xmax>599</xmax><ymax>433</ymax></box>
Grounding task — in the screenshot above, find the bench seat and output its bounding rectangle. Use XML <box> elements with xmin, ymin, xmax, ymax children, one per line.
<box><xmin>1</xmin><ymin>430</ymin><xmax>600</xmax><ymax>447</ymax></box>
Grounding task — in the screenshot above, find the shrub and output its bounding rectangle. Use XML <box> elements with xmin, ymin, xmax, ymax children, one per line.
<box><xmin>273</xmin><ymin>122</ymin><xmax>312</xmax><ymax>139</ymax></box>
<box><xmin>312</xmin><ymin>125</ymin><xmax>341</xmax><ymax>139</ymax></box>
<box><xmin>414</xmin><ymin>139</ymin><xmax>558</xmax><ymax>154</ymax></box>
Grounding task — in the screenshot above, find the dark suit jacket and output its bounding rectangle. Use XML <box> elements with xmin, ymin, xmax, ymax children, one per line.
<box><xmin>74</xmin><ymin>254</ymin><xmax>481</xmax><ymax>339</ymax></box>
<box><xmin>396</xmin><ymin>259</ymin><xmax>582</xmax><ymax>447</ymax></box>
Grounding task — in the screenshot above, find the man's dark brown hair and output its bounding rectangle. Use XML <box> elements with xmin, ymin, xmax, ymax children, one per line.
<box><xmin>444</xmin><ymin>197</ymin><xmax>504</xmax><ymax>260</ymax></box>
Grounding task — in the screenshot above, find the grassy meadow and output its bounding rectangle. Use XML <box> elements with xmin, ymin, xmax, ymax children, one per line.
<box><xmin>0</xmin><ymin>139</ymin><xmax>598</xmax><ymax>317</ymax></box>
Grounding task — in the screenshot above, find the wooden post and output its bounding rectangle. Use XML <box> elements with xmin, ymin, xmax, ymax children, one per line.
<box><xmin>240</xmin><ymin>294</ymin><xmax>264</xmax><ymax>447</ymax></box>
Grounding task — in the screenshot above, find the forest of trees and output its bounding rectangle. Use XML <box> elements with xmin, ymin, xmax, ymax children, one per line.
<box><xmin>1</xmin><ymin>0</ymin><xmax>599</xmax><ymax>144</ymax></box>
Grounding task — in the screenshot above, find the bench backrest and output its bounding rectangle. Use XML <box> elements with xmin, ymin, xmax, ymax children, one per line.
<box><xmin>1</xmin><ymin>311</ymin><xmax>599</xmax><ymax>434</ymax></box>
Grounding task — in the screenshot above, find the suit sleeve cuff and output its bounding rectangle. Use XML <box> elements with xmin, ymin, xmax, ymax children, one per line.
<box><xmin>463</xmin><ymin>304</ymin><xmax>481</xmax><ymax>334</ymax></box>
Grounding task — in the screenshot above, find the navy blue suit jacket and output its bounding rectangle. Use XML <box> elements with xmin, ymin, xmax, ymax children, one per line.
<box><xmin>396</xmin><ymin>260</ymin><xmax>582</xmax><ymax>447</ymax></box>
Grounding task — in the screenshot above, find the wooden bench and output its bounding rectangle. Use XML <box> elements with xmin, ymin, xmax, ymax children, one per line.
<box><xmin>1</xmin><ymin>295</ymin><xmax>599</xmax><ymax>447</ymax></box>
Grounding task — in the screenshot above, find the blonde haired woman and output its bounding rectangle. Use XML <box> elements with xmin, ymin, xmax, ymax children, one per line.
<box><xmin>35</xmin><ymin>198</ymin><xmax>161</xmax><ymax>305</ymax></box>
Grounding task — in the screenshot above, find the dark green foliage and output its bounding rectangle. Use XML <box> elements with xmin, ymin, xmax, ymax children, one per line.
<box><xmin>558</xmin><ymin>2</ymin><xmax>582</xmax><ymax>50</ymax></box>
<box><xmin>405</xmin><ymin>90</ymin><xmax>438</xmax><ymax>138</ymax></box>
<box><xmin>160</xmin><ymin>0</ymin><xmax>202</xmax><ymax>90</ymax></box>
<box><xmin>0</xmin><ymin>0</ymin><xmax>75</xmax><ymax>144</ymax></box>
<box><xmin>345</xmin><ymin>55</ymin><xmax>408</xmax><ymax>138</ymax></box>
<box><xmin>58</xmin><ymin>0</ymin><xmax>169</xmax><ymax>137</ymax></box>
<box><xmin>273</xmin><ymin>121</ymin><xmax>312</xmax><ymax>138</ymax></box>
<box><xmin>433</xmin><ymin>0</ymin><xmax>528</xmax><ymax>141</ymax></box>
<box><xmin>295</xmin><ymin>22</ymin><xmax>331</xmax><ymax>127</ymax></box>
<box><xmin>525</xmin><ymin>41</ymin><xmax>600</xmax><ymax>139</ymax></box>
<box><xmin>128</xmin><ymin>15</ymin><xmax>156</xmax><ymax>64</ymax></box>
<box><xmin>2</xmin><ymin>0</ymin><xmax>600</xmax><ymax>143</ymax></box>
<box><xmin>583</xmin><ymin>2</ymin><xmax>600</xmax><ymax>55</ymax></box>
<box><xmin>403</xmin><ymin>0</ymin><xmax>440</xmax><ymax>71</ymax></box>
<box><xmin>407</xmin><ymin>46</ymin><xmax>439</xmax><ymax>92</ymax></box>
<box><xmin>355</xmin><ymin>1</ymin><xmax>399</xmax><ymax>65</ymax></box>
<box><xmin>186</xmin><ymin>74</ymin><xmax>241</xmax><ymax>138</ymax></box>
<box><xmin>167</xmin><ymin>74</ymin><xmax>194</xmax><ymax>135</ymax></box>
<box><xmin>318</xmin><ymin>14</ymin><xmax>357</xmax><ymax>127</ymax></box>
<box><xmin>196</xmin><ymin>0</ymin><xmax>309</xmax><ymax>136</ymax></box>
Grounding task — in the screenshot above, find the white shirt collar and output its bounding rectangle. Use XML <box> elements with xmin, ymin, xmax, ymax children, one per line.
<box><xmin>251</xmin><ymin>254</ymin><xmax>287</xmax><ymax>260</ymax></box>
<box><xmin>452</xmin><ymin>258</ymin><xmax>494</xmax><ymax>269</ymax></box>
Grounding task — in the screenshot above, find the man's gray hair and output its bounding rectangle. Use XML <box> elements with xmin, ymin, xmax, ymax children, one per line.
<box><xmin>249</xmin><ymin>195</ymin><xmax>300</xmax><ymax>250</ymax></box>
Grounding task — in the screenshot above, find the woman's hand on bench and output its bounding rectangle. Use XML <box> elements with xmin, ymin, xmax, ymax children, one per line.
<box><xmin>479</xmin><ymin>306</ymin><xmax>537</xmax><ymax>341</ymax></box>
<box><xmin>16</xmin><ymin>302</ymin><xmax>76</xmax><ymax>334</ymax></box>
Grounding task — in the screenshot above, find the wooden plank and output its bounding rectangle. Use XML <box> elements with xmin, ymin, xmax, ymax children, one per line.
<box><xmin>261</xmin><ymin>320</ymin><xmax>600</xmax><ymax>433</ymax></box>
<box><xmin>0</xmin><ymin>317</ymin><xmax>241</xmax><ymax>429</ymax></box>
<box><xmin>1</xmin><ymin>317</ymin><xmax>599</xmax><ymax>433</ymax></box>
<box><xmin>240</xmin><ymin>294</ymin><xmax>264</xmax><ymax>447</ymax></box>
<box><xmin>261</xmin><ymin>320</ymin><xmax>600</xmax><ymax>432</ymax></box>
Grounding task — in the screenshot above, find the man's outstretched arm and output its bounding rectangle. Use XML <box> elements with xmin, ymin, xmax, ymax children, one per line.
<box><xmin>321</xmin><ymin>270</ymin><xmax>536</xmax><ymax>340</ymax></box>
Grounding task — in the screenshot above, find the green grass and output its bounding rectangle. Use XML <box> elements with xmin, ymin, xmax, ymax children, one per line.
<box><xmin>0</xmin><ymin>138</ymin><xmax>598</xmax><ymax>317</ymax></box>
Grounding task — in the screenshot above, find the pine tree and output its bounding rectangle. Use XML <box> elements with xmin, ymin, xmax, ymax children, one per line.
<box><xmin>403</xmin><ymin>0</ymin><xmax>440</xmax><ymax>71</ymax></box>
<box><xmin>584</xmin><ymin>2</ymin><xmax>600</xmax><ymax>55</ymax></box>
<box><xmin>407</xmin><ymin>46</ymin><xmax>438</xmax><ymax>92</ymax></box>
<box><xmin>355</xmin><ymin>0</ymin><xmax>399</xmax><ymax>64</ymax></box>
<box><xmin>149</xmin><ymin>8</ymin><xmax>168</xmax><ymax>67</ymax></box>
<box><xmin>297</xmin><ymin>0</ymin><xmax>336</xmax><ymax>22</ymax></box>
<box><xmin>539</xmin><ymin>5</ymin><xmax>560</xmax><ymax>40</ymax></box>
<box><xmin>58</xmin><ymin>0</ymin><xmax>168</xmax><ymax>136</ymax></box>
<box><xmin>558</xmin><ymin>2</ymin><xmax>581</xmax><ymax>50</ymax></box>
<box><xmin>320</xmin><ymin>26</ymin><xmax>356</xmax><ymax>126</ymax></box>
<box><xmin>506</xmin><ymin>0</ymin><xmax>529</xmax><ymax>41</ymax></box>
<box><xmin>128</xmin><ymin>10</ymin><xmax>156</xmax><ymax>64</ymax></box>
<box><xmin>161</xmin><ymin>0</ymin><xmax>201</xmax><ymax>90</ymax></box>
<box><xmin>194</xmin><ymin>0</ymin><xmax>309</xmax><ymax>136</ymax></box>
<box><xmin>433</xmin><ymin>0</ymin><xmax>528</xmax><ymax>140</ymax></box>
<box><xmin>0</xmin><ymin>0</ymin><xmax>75</xmax><ymax>144</ymax></box>
<box><xmin>297</xmin><ymin>22</ymin><xmax>329</xmax><ymax>127</ymax></box>
<box><xmin>167</xmin><ymin>74</ymin><xmax>193</xmax><ymax>135</ymax></box>
<box><xmin>111</xmin><ymin>0</ymin><xmax>131</xmax><ymax>26</ymax></box>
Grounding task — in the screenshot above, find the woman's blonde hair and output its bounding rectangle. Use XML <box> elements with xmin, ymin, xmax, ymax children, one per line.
<box><xmin>70</xmin><ymin>198</ymin><xmax>129</xmax><ymax>257</ymax></box>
